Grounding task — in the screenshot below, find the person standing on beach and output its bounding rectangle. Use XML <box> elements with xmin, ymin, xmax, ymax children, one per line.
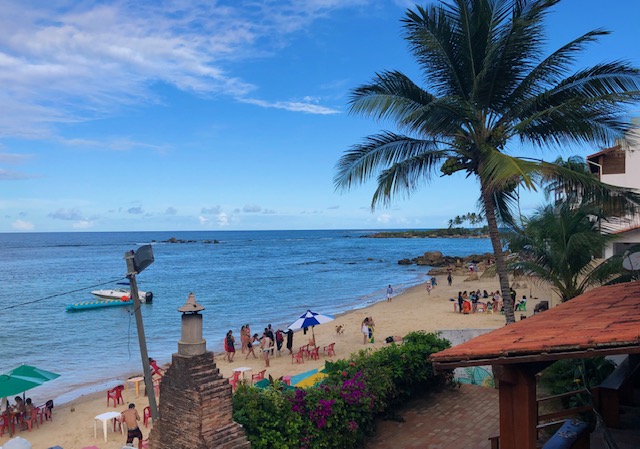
<box><xmin>245</xmin><ymin>334</ymin><xmax>258</xmax><ymax>359</ymax></box>
<box><xmin>261</xmin><ymin>331</ymin><xmax>273</xmax><ymax>367</ymax></box>
<box><xmin>361</xmin><ymin>317</ymin><xmax>369</xmax><ymax>344</ymax></box>
<box><xmin>386</xmin><ymin>285</ymin><xmax>394</xmax><ymax>302</ymax></box>
<box><xmin>367</xmin><ymin>316</ymin><xmax>375</xmax><ymax>343</ymax></box>
<box><xmin>240</xmin><ymin>325</ymin><xmax>246</xmax><ymax>354</ymax></box>
<box><xmin>286</xmin><ymin>329</ymin><xmax>294</xmax><ymax>354</ymax></box>
<box><xmin>275</xmin><ymin>329</ymin><xmax>284</xmax><ymax>355</ymax></box>
<box><xmin>225</xmin><ymin>330</ymin><xmax>235</xmax><ymax>363</ymax></box>
<box><xmin>425</xmin><ymin>280</ymin><xmax>432</xmax><ymax>295</ymax></box>
<box><xmin>122</xmin><ymin>403</ymin><xmax>143</xmax><ymax>449</ymax></box>
<box><xmin>447</xmin><ymin>273</ymin><xmax>453</xmax><ymax>286</ymax></box>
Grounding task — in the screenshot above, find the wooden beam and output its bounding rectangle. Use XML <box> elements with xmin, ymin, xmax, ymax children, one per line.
<box><xmin>498</xmin><ymin>364</ymin><xmax>537</xmax><ymax>449</ymax></box>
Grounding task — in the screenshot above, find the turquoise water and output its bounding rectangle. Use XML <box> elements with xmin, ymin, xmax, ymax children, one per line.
<box><xmin>0</xmin><ymin>230</ymin><xmax>491</xmax><ymax>403</ymax></box>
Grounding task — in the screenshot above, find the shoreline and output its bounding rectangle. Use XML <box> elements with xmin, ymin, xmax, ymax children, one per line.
<box><xmin>1</xmin><ymin>271</ymin><xmax>556</xmax><ymax>448</ymax></box>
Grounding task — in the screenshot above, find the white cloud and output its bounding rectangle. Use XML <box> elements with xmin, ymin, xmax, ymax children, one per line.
<box><xmin>376</xmin><ymin>213</ymin><xmax>391</xmax><ymax>224</ymax></box>
<box><xmin>128</xmin><ymin>206</ymin><xmax>144</xmax><ymax>214</ymax></box>
<box><xmin>216</xmin><ymin>212</ymin><xmax>229</xmax><ymax>226</ymax></box>
<box><xmin>243</xmin><ymin>204</ymin><xmax>262</xmax><ymax>213</ymax></box>
<box><xmin>0</xmin><ymin>169</ymin><xmax>38</xmax><ymax>180</ymax></box>
<box><xmin>0</xmin><ymin>152</ymin><xmax>33</xmax><ymax>164</ymax></box>
<box><xmin>0</xmin><ymin>0</ymin><xmax>360</xmax><ymax>138</ymax></box>
<box><xmin>239</xmin><ymin>98</ymin><xmax>339</xmax><ymax>115</ymax></box>
<box><xmin>198</xmin><ymin>215</ymin><xmax>209</xmax><ymax>224</ymax></box>
<box><xmin>165</xmin><ymin>206</ymin><xmax>177</xmax><ymax>215</ymax></box>
<box><xmin>12</xmin><ymin>219</ymin><xmax>34</xmax><ymax>230</ymax></box>
<box><xmin>73</xmin><ymin>220</ymin><xmax>95</xmax><ymax>229</ymax></box>
<box><xmin>49</xmin><ymin>208</ymin><xmax>85</xmax><ymax>220</ymax></box>
<box><xmin>201</xmin><ymin>206</ymin><xmax>221</xmax><ymax>215</ymax></box>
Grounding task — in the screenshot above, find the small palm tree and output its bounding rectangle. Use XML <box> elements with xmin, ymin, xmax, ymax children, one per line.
<box><xmin>334</xmin><ymin>0</ymin><xmax>640</xmax><ymax>323</ymax></box>
<box><xmin>508</xmin><ymin>201</ymin><xmax>624</xmax><ymax>302</ymax></box>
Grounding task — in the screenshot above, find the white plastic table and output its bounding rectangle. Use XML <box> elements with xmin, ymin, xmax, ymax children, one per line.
<box><xmin>94</xmin><ymin>411</ymin><xmax>122</xmax><ymax>441</ymax></box>
<box><xmin>233</xmin><ymin>366</ymin><xmax>252</xmax><ymax>383</ymax></box>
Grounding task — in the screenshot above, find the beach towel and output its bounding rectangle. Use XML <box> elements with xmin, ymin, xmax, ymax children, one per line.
<box><xmin>368</xmin><ymin>325</ymin><xmax>375</xmax><ymax>343</ymax></box>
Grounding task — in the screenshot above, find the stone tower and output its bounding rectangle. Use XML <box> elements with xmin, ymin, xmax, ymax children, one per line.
<box><xmin>148</xmin><ymin>293</ymin><xmax>250</xmax><ymax>449</ymax></box>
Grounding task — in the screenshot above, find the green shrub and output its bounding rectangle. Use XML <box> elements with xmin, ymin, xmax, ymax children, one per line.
<box><xmin>233</xmin><ymin>331</ymin><xmax>452</xmax><ymax>449</ymax></box>
<box><xmin>539</xmin><ymin>357</ymin><xmax>616</xmax><ymax>407</ymax></box>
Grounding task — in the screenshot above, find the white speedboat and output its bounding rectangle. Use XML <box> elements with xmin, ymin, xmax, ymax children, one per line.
<box><xmin>91</xmin><ymin>284</ymin><xmax>153</xmax><ymax>303</ymax></box>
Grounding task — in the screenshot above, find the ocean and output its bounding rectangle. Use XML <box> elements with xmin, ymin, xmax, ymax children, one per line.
<box><xmin>0</xmin><ymin>230</ymin><xmax>491</xmax><ymax>403</ymax></box>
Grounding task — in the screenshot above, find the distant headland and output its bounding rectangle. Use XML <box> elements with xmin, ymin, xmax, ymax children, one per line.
<box><xmin>363</xmin><ymin>229</ymin><xmax>489</xmax><ymax>239</ymax></box>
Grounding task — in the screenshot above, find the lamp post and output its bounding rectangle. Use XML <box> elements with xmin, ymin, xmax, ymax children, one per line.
<box><xmin>124</xmin><ymin>246</ymin><xmax>159</xmax><ymax>421</ymax></box>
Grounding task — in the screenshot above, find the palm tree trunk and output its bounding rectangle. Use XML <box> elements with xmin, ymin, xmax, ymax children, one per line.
<box><xmin>480</xmin><ymin>184</ymin><xmax>516</xmax><ymax>324</ymax></box>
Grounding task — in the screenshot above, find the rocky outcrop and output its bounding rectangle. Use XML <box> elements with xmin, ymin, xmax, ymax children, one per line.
<box><xmin>398</xmin><ymin>251</ymin><xmax>496</xmax><ymax>276</ymax></box>
<box><xmin>163</xmin><ymin>237</ymin><xmax>220</xmax><ymax>244</ymax></box>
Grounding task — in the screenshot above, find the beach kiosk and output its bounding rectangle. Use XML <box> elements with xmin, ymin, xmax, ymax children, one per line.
<box><xmin>430</xmin><ymin>281</ymin><xmax>640</xmax><ymax>449</ymax></box>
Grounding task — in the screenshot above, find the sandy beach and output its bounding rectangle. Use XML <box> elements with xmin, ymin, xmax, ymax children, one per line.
<box><xmin>0</xmin><ymin>271</ymin><xmax>556</xmax><ymax>449</ymax></box>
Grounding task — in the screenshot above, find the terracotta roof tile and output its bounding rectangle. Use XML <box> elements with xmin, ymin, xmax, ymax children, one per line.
<box><xmin>430</xmin><ymin>281</ymin><xmax>640</xmax><ymax>366</ymax></box>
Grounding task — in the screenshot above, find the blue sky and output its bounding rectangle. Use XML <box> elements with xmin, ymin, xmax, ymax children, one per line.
<box><xmin>1</xmin><ymin>0</ymin><xmax>639</xmax><ymax>232</ymax></box>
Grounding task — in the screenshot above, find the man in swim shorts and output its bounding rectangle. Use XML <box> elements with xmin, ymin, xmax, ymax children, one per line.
<box><xmin>121</xmin><ymin>403</ymin><xmax>143</xmax><ymax>449</ymax></box>
<box><xmin>261</xmin><ymin>331</ymin><xmax>273</xmax><ymax>367</ymax></box>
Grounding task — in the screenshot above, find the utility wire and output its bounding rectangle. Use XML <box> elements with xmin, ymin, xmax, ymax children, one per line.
<box><xmin>0</xmin><ymin>277</ymin><xmax>126</xmax><ymax>311</ymax></box>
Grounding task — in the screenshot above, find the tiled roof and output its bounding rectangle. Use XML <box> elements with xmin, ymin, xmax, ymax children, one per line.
<box><xmin>430</xmin><ymin>282</ymin><xmax>640</xmax><ymax>368</ymax></box>
<box><xmin>587</xmin><ymin>144</ymin><xmax>622</xmax><ymax>160</ymax></box>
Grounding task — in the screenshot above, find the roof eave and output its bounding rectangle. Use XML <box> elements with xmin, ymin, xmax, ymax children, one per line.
<box><xmin>431</xmin><ymin>344</ymin><xmax>640</xmax><ymax>371</ymax></box>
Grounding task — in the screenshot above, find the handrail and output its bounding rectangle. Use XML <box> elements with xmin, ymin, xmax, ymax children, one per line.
<box><xmin>537</xmin><ymin>388</ymin><xmax>589</xmax><ymax>403</ymax></box>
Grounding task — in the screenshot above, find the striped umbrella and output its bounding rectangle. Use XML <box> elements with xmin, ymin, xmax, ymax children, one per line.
<box><xmin>288</xmin><ymin>309</ymin><xmax>335</xmax><ymax>342</ymax></box>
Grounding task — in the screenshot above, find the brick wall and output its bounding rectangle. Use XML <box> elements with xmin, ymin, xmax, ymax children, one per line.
<box><xmin>149</xmin><ymin>351</ymin><xmax>250</xmax><ymax>449</ymax></box>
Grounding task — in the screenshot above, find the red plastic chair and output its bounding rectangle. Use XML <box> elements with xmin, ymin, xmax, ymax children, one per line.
<box><xmin>0</xmin><ymin>413</ymin><xmax>9</xmax><ymax>437</ymax></box>
<box><xmin>23</xmin><ymin>408</ymin><xmax>40</xmax><ymax>431</ymax></box>
<box><xmin>229</xmin><ymin>371</ymin><xmax>241</xmax><ymax>391</ymax></box>
<box><xmin>251</xmin><ymin>369</ymin><xmax>266</xmax><ymax>384</ymax></box>
<box><xmin>309</xmin><ymin>346</ymin><xmax>320</xmax><ymax>360</ymax></box>
<box><xmin>143</xmin><ymin>406</ymin><xmax>152</xmax><ymax>428</ymax></box>
<box><xmin>299</xmin><ymin>344</ymin><xmax>310</xmax><ymax>359</ymax></box>
<box><xmin>291</xmin><ymin>349</ymin><xmax>305</xmax><ymax>364</ymax></box>
<box><xmin>107</xmin><ymin>385</ymin><xmax>125</xmax><ymax>407</ymax></box>
<box><xmin>150</xmin><ymin>359</ymin><xmax>164</xmax><ymax>377</ymax></box>
<box><xmin>323</xmin><ymin>342</ymin><xmax>336</xmax><ymax>357</ymax></box>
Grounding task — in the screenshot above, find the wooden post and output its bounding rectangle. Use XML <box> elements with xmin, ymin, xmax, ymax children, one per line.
<box><xmin>495</xmin><ymin>364</ymin><xmax>537</xmax><ymax>449</ymax></box>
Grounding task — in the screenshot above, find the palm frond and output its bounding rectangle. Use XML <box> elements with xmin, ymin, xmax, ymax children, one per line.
<box><xmin>511</xmin><ymin>62</ymin><xmax>640</xmax><ymax>147</ymax></box>
<box><xmin>503</xmin><ymin>29</ymin><xmax>610</xmax><ymax>113</ymax></box>
<box><xmin>370</xmin><ymin>152</ymin><xmax>449</xmax><ymax>207</ymax></box>
<box><xmin>476</xmin><ymin>0</ymin><xmax>560</xmax><ymax>110</ymax></box>
<box><xmin>334</xmin><ymin>132</ymin><xmax>446</xmax><ymax>192</ymax></box>
<box><xmin>537</xmin><ymin>160</ymin><xmax>640</xmax><ymax>217</ymax></box>
<box><xmin>478</xmin><ymin>150</ymin><xmax>539</xmax><ymax>191</ymax></box>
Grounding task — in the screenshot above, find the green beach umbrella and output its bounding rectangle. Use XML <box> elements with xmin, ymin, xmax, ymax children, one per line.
<box><xmin>7</xmin><ymin>365</ymin><xmax>60</xmax><ymax>383</ymax></box>
<box><xmin>0</xmin><ymin>373</ymin><xmax>43</xmax><ymax>398</ymax></box>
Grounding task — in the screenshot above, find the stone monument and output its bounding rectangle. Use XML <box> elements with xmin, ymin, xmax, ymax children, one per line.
<box><xmin>148</xmin><ymin>293</ymin><xmax>250</xmax><ymax>449</ymax></box>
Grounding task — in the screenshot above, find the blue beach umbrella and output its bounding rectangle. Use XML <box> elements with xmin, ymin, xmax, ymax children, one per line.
<box><xmin>288</xmin><ymin>309</ymin><xmax>335</xmax><ymax>341</ymax></box>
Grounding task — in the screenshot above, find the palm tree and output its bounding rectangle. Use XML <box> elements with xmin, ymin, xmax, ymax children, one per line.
<box><xmin>508</xmin><ymin>201</ymin><xmax>625</xmax><ymax>302</ymax></box>
<box><xmin>334</xmin><ymin>0</ymin><xmax>640</xmax><ymax>323</ymax></box>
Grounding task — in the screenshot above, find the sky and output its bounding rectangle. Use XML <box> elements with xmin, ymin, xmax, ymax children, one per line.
<box><xmin>1</xmin><ymin>0</ymin><xmax>639</xmax><ymax>233</ymax></box>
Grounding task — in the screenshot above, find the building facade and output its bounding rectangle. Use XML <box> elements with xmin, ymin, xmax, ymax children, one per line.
<box><xmin>587</xmin><ymin>118</ymin><xmax>640</xmax><ymax>258</ymax></box>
